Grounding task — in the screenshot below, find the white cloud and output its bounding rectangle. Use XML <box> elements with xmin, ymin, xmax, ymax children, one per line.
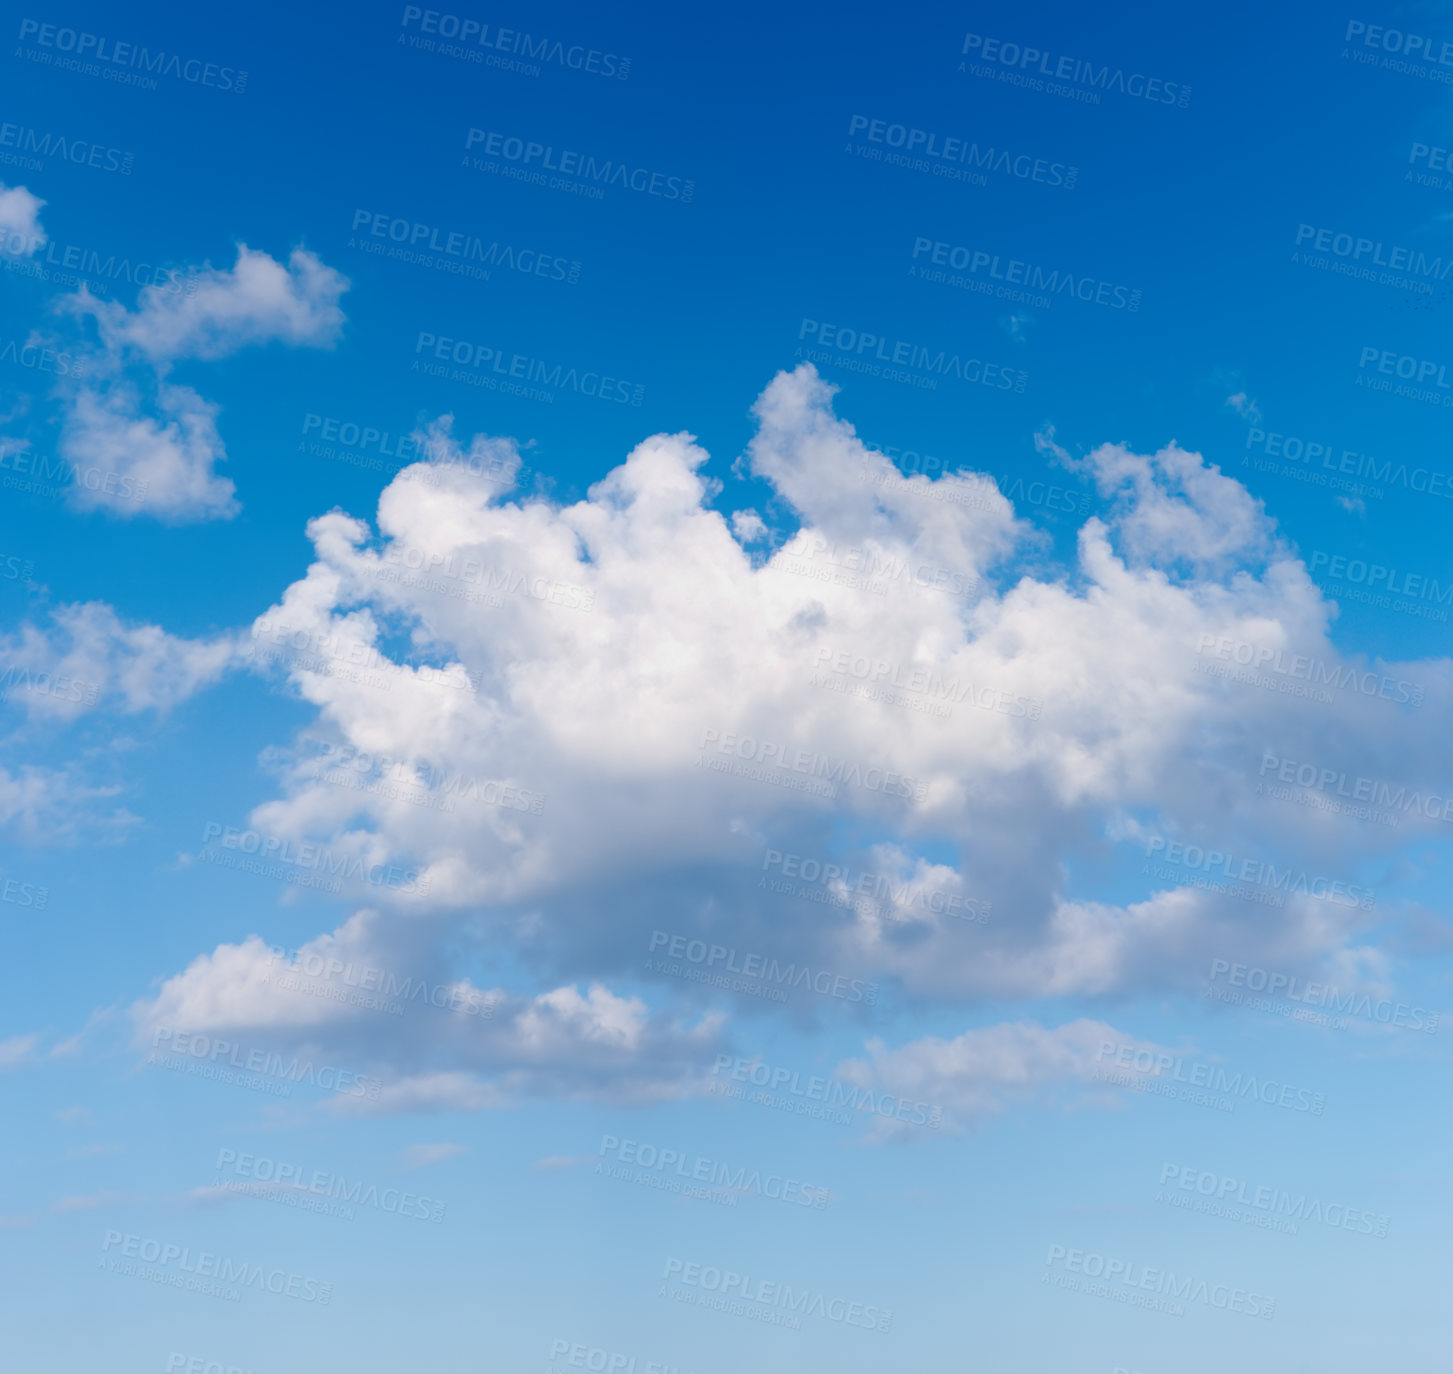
<box><xmin>212</xmin><ymin>364</ymin><xmax>1448</xmax><ymax>1010</ymax></box>
<box><xmin>0</xmin><ymin>604</ymin><xmax>238</xmax><ymax>841</ymax></box>
<box><xmin>130</xmin><ymin>914</ymin><xmax>725</xmax><ymax>1113</ymax></box>
<box><xmin>0</xmin><ymin>601</ymin><xmax>238</xmax><ymax>721</ymax></box>
<box><xmin>0</xmin><ymin>182</ymin><xmax>45</xmax><ymax>255</ymax></box>
<box><xmin>731</xmin><ymin>509</ymin><xmax>769</xmax><ymax>542</ymax></box>
<box><xmin>346</xmin><ymin>1073</ymin><xmax>508</xmax><ymax>1115</ymax></box>
<box><xmin>1038</xmin><ymin>427</ymin><xmax>1277</xmax><ymax>574</ymax></box>
<box><xmin>77</xmin><ymin>245</ymin><xmax>348</xmax><ymax>362</ymax></box>
<box><xmin>39</xmin><ymin>244</ymin><xmax>350</xmax><ymax>520</ymax></box>
<box><xmin>60</xmin><ymin>382</ymin><xmax>236</xmax><ymax>521</ymax></box>
<box><xmin>112</xmin><ymin>362</ymin><xmax>1453</xmax><ymax>1118</ymax></box>
<box><xmin>834</xmin><ymin>1019</ymin><xmax>1167</xmax><ymax>1139</ymax></box>
<box><xmin>0</xmin><ymin>766</ymin><xmax>136</xmax><ymax>844</ymax></box>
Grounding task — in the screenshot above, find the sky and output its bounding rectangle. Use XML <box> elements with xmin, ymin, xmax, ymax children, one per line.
<box><xmin>2</xmin><ymin>1</ymin><xmax>1452</xmax><ymax>1369</ymax></box>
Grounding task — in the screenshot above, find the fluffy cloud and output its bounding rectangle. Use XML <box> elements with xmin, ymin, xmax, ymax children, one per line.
<box><xmin>75</xmin><ymin>245</ymin><xmax>348</xmax><ymax>362</ymax></box>
<box><xmin>35</xmin><ymin>244</ymin><xmax>351</xmax><ymax>520</ymax></box>
<box><xmin>0</xmin><ymin>601</ymin><xmax>237</xmax><ymax>720</ymax></box>
<box><xmin>834</xmin><ymin>1019</ymin><xmax>1165</xmax><ymax>1139</ymax></box>
<box><xmin>731</xmin><ymin>509</ymin><xmax>769</xmax><ymax>542</ymax></box>
<box><xmin>59</xmin><ymin>382</ymin><xmax>236</xmax><ymax>520</ymax></box>
<box><xmin>124</xmin><ymin>907</ymin><xmax>1177</xmax><ymax>1134</ymax></box>
<box><xmin>117</xmin><ymin>362</ymin><xmax>1452</xmax><ymax>1120</ymax></box>
<box><xmin>0</xmin><ymin>182</ymin><xmax>45</xmax><ymax>255</ymax></box>
<box><xmin>215</xmin><ymin>365</ymin><xmax>1443</xmax><ymax>998</ymax></box>
<box><xmin>1039</xmin><ymin>428</ymin><xmax>1277</xmax><ymax>574</ymax></box>
<box><xmin>130</xmin><ymin>913</ymin><xmax>724</xmax><ymax>1113</ymax></box>
<box><xmin>0</xmin><ymin>603</ymin><xmax>239</xmax><ymax>841</ymax></box>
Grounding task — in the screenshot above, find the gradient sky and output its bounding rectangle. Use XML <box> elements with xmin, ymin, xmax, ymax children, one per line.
<box><xmin>2</xmin><ymin>2</ymin><xmax>1452</xmax><ymax>1371</ymax></box>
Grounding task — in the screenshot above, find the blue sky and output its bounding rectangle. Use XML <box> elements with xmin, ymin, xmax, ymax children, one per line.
<box><xmin>3</xmin><ymin>2</ymin><xmax>1452</xmax><ymax>1369</ymax></box>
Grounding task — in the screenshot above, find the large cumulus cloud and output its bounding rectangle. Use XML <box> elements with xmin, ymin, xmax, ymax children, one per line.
<box><xmin>120</xmin><ymin>363</ymin><xmax>1451</xmax><ymax>1121</ymax></box>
